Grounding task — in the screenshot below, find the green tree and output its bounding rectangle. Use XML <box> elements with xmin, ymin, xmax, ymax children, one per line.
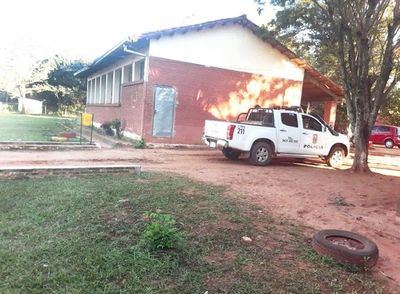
<box><xmin>28</xmin><ymin>56</ymin><xmax>87</xmax><ymax>114</ymax></box>
<box><xmin>0</xmin><ymin>90</ymin><xmax>14</xmax><ymax>103</ymax></box>
<box><xmin>381</xmin><ymin>88</ymin><xmax>400</xmax><ymax>125</ymax></box>
<box><xmin>260</xmin><ymin>0</ymin><xmax>400</xmax><ymax>172</ymax></box>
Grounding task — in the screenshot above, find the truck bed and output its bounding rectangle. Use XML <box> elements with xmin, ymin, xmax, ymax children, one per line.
<box><xmin>204</xmin><ymin>119</ymin><xmax>277</xmax><ymax>152</ymax></box>
<box><xmin>203</xmin><ymin>120</ymin><xmax>231</xmax><ymax>140</ymax></box>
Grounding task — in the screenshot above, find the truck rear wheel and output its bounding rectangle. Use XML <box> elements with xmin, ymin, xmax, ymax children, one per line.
<box><xmin>327</xmin><ymin>146</ymin><xmax>344</xmax><ymax>168</ymax></box>
<box><xmin>222</xmin><ymin>147</ymin><xmax>241</xmax><ymax>160</ymax></box>
<box><xmin>250</xmin><ymin>142</ymin><xmax>272</xmax><ymax>166</ymax></box>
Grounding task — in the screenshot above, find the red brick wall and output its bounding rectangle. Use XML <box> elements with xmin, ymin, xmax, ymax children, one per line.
<box><xmin>142</xmin><ymin>57</ymin><xmax>303</xmax><ymax>144</ymax></box>
<box><xmin>86</xmin><ymin>82</ymin><xmax>145</xmax><ymax>137</ymax></box>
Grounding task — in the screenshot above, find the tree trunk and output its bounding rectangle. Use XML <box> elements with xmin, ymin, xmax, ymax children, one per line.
<box><xmin>351</xmin><ymin>120</ymin><xmax>371</xmax><ymax>172</ymax></box>
<box><xmin>352</xmin><ymin>140</ymin><xmax>370</xmax><ymax>172</ymax></box>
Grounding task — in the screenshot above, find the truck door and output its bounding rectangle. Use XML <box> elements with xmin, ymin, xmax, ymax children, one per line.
<box><xmin>277</xmin><ymin>112</ymin><xmax>301</xmax><ymax>153</ymax></box>
<box><xmin>299</xmin><ymin>114</ymin><xmax>328</xmax><ymax>155</ymax></box>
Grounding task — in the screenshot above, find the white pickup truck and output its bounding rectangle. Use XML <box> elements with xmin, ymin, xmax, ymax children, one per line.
<box><xmin>203</xmin><ymin>107</ymin><xmax>350</xmax><ymax>167</ymax></box>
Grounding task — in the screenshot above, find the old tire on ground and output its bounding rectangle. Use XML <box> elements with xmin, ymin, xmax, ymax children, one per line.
<box><xmin>385</xmin><ymin>139</ymin><xmax>394</xmax><ymax>149</ymax></box>
<box><xmin>249</xmin><ymin>142</ymin><xmax>272</xmax><ymax>166</ymax></box>
<box><xmin>312</xmin><ymin>229</ymin><xmax>379</xmax><ymax>269</ymax></box>
<box><xmin>222</xmin><ymin>147</ymin><xmax>241</xmax><ymax>160</ymax></box>
<box><xmin>327</xmin><ymin>146</ymin><xmax>344</xmax><ymax>168</ymax></box>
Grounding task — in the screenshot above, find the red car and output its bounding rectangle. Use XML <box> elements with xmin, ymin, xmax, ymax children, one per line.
<box><xmin>370</xmin><ymin>124</ymin><xmax>400</xmax><ymax>148</ymax></box>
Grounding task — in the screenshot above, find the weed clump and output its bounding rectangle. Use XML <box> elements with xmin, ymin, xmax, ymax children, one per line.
<box><xmin>111</xmin><ymin>119</ymin><xmax>123</xmax><ymax>138</ymax></box>
<box><xmin>141</xmin><ymin>212</ymin><xmax>184</xmax><ymax>250</ymax></box>
<box><xmin>101</xmin><ymin>119</ymin><xmax>124</xmax><ymax>137</ymax></box>
<box><xmin>100</xmin><ymin>122</ymin><xmax>114</xmax><ymax>136</ymax></box>
<box><xmin>133</xmin><ymin>137</ymin><xmax>146</xmax><ymax>149</ymax></box>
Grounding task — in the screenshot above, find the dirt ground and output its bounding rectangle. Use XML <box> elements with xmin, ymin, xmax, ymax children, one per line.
<box><xmin>1</xmin><ymin>145</ymin><xmax>399</xmax><ymax>290</ymax></box>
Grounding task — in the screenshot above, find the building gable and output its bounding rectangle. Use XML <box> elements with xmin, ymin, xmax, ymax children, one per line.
<box><xmin>148</xmin><ymin>23</ymin><xmax>304</xmax><ymax>81</ymax></box>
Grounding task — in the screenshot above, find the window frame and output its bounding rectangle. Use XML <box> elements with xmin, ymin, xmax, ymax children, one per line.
<box><xmin>302</xmin><ymin>114</ymin><xmax>323</xmax><ymax>132</ymax></box>
<box><xmin>134</xmin><ymin>59</ymin><xmax>145</xmax><ymax>82</ymax></box>
<box><xmin>86</xmin><ymin>57</ymin><xmax>146</xmax><ymax>105</ymax></box>
<box><xmin>113</xmin><ymin>68</ymin><xmax>122</xmax><ymax>104</ymax></box>
<box><xmin>281</xmin><ymin>112</ymin><xmax>299</xmax><ymax>128</ymax></box>
<box><xmin>95</xmin><ymin>77</ymin><xmax>100</xmax><ymax>104</ymax></box>
<box><xmin>378</xmin><ymin>126</ymin><xmax>390</xmax><ymax>132</ymax></box>
<box><xmin>100</xmin><ymin>74</ymin><xmax>106</xmax><ymax>104</ymax></box>
<box><xmin>106</xmin><ymin>71</ymin><xmax>113</xmax><ymax>104</ymax></box>
<box><xmin>87</xmin><ymin>80</ymin><xmax>92</xmax><ymax>104</ymax></box>
<box><xmin>123</xmin><ymin>64</ymin><xmax>133</xmax><ymax>83</ymax></box>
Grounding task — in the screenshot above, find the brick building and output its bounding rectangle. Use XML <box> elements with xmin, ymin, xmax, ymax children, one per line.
<box><xmin>75</xmin><ymin>15</ymin><xmax>343</xmax><ymax>144</ymax></box>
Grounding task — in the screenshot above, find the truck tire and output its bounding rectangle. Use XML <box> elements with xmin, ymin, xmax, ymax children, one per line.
<box><xmin>327</xmin><ymin>146</ymin><xmax>344</xmax><ymax>168</ymax></box>
<box><xmin>222</xmin><ymin>147</ymin><xmax>241</xmax><ymax>160</ymax></box>
<box><xmin>250</xmin><ymin>142</ymin><xmax>272</xmax><ymax>166</ymax></box>
<box><xmin>385</xmin><ymin>139</ymin><xmax>394</xmax><ymax>148</ymax></box>
<box><xmin>312</xmin><ymin>229</ymin><xmax>379</xmax><ymax>269</ymax></box>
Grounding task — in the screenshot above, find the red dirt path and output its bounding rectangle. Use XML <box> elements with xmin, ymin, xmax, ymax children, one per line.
<box><xmin>1</xmin><ymin>146</ymin><xmax>399</xmax><ymax>290</ymax></box>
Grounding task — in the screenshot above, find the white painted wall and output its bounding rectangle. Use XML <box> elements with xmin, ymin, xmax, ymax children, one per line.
<box><xmin>149</xmin><ymin>24</ymin><xmax>304</xmax><ymax>81</ymax></box>
<box><xmin>18</xmin><ymin>98</ymin><xmax>43</xmax><ymax>114</ymax></box>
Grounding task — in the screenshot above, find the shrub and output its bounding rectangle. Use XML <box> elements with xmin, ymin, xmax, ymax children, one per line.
<box><xmin>133</xmin><ymin>137</ymin><xmax>146</xmax><ymax>149</ymax></box>
<box><xmin>100</xmin><ymin>122</ymin><xmax>114</xmax><ymax>136</ymax></box>
<box><xmin>141</xmin><ymin>212</ymin><xmax>184</xmax><ymax>250</ymax></box>
<box><xmin>111</xmin><ymin>119</ymin><xmax>123</xmax><ymax>138</ymax></box>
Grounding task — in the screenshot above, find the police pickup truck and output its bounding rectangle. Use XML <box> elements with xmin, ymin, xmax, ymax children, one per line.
<box><xmin>203</xmin><ymin>107</ymin><xmax>350</xmax><ymax>167</ymax></box>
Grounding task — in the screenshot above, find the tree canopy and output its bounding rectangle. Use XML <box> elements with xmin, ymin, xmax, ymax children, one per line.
<box><xmin>381</xmin><ymin>88</ymin><xmax>400</xmax><ymax>125</ymax></box>
<box><xmin>260</xmin><ymin>0</ymin><xmax>400</xmax><ymax>172</ymax></box>
<box><xmin>28</xmin><ymin>56</ymin><xmax>88</xmax><ymax>114</ymax></box>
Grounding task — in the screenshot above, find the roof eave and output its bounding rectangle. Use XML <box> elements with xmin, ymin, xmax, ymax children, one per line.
<box><xmin>74</xmin><ymin>39</ymin><xmax>131</xmax><ymax>78</ymax></box>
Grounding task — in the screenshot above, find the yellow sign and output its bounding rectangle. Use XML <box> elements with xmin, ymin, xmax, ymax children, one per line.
<box><xmin>82</xmin><ymin>113</ymin><xmax>93</xmax><ymax>126</ymax></box>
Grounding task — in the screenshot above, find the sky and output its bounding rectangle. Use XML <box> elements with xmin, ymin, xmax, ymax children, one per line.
<box><xmin>0</xmin><ymin>0</ymin><xmax>276</xmax><ymax>80</ymax></box>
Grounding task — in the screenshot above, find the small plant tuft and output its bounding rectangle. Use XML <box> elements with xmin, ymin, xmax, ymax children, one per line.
<box><xmin>111</xmin><ymin>119</ymin><xmax>123</xmax><ymax>138</ymax></box>
<box><xmin>133</xmin><ymin>137</ymin><xmax>146</xmax><ymax>149</ymax></box>
<box><xmin>100</xmin><ymin>122</ymin><xmax>114</xmax><ymax>136</ymax></box>
<box><xmin>141</xmin><ymin>212</ymin><xmax>184</xmax><ymax>250</ymax></box>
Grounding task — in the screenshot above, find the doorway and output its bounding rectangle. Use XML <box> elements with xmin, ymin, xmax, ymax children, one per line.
<box><xmin>152</xmin><ymin>86</ymin><xmax>177</xmax><ymax>137</ymax></box>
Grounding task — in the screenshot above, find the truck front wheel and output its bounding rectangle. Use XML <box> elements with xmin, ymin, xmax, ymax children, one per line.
<box><xmin>327</xmin><ymin>146</ymin><xmax>344</xmax><ymax>168</ymax></box>
<box><xmin>250</xmin><ymin>142</ymin><xmax>272</xmax><ymax>166</ymax></box>
<box><xmin>222</xmin><ymin>147</ymin><xmax>241</xmax><ymax>160</ymax></box>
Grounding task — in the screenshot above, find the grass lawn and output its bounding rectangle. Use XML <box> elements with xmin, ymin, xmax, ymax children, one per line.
<box><xmin>0</xmin><ymin>173</ymin><xmax>385</xmax><ymax>293</ymax></box>
<box><xmin>0</xmin><ymin>113</ymin><xmax>77</xmax><ymax>141</ymax></box>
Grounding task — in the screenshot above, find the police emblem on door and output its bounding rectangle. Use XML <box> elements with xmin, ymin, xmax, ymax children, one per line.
<box><xmin>312</xmin><ymin>134</ymin><xmax>318</xmax><ymax>144</ymax></box>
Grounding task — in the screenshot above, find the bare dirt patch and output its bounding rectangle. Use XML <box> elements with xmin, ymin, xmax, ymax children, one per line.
<box><xmin>1</xmin><ymin>147</ymin><xmax>399</xmax><ymax>290</ymax></box>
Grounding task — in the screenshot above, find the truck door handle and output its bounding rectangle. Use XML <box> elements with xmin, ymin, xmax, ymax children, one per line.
<box><xmin>302</xmin><ymin>132</ymin><xmax>308</xmax><ymax>135</ymax></box>
<box><xmin>280</xmin><ymin>129</ymin><xmax>287</xmax><ymax>132</ymax></box>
